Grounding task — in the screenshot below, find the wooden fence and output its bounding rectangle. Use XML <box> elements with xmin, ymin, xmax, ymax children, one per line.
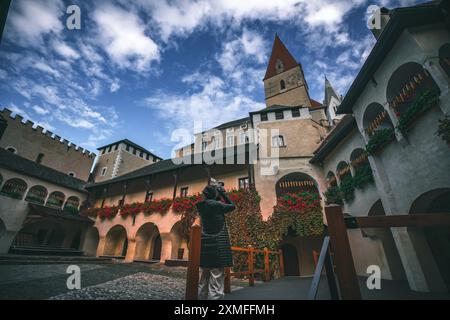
<box><xmin>185</xmin><ymin>225</ymin><xmax>285</xmax><ymax>299</ymax></box>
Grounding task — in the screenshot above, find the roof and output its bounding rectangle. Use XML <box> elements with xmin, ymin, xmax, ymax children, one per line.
<box><xmin>0</xmin><ymin>148</ymin><xmax>87</xmax><ymax>192</ymax></box>
<box><xmin>87</xmin><ymin>143</ymin><xmax>255</xmax><ymax>189</ymax></box>
<box><xmin>310</xmin><ymin>99</ymin><xmax>324</xmax><ymax>110</ymax></box>
<box><xmin>213</xmin><ymin>117</ymin><xmax>249</xmax><ymax>130</ymax></box>
<box><xmin>263</xmin><ymin>34</ymin><xmax>299</xmax><ymax>80</ymax></box>
<box><xmin>28</xmin><ymin>203</ymin><xmax>93</xmax><ymax>223</ymax></box>
<box><xmin>324</xmin><ymin>77</ymin><xmax>340</xmax><ymax>106</ymax></box>
<box><xmin>97</xmin><ymin>139</ymin><xmax>163</xmax><ymax>160</ymax></box>
<box><xmin>310</xmin><ymin>115</ymin><xmax>357</xmax><ymax>164</ymax></box>
<box><xmin>337</xmin><ymin>0</ymin><xmax>448</xmax><ymax>114</ymax></box>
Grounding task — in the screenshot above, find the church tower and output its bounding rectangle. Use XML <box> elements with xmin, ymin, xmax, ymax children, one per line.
<box><xmin>323</xmin><ymin>77</ymin><xmax>343</xmax><ymax>125</ymax></box>
<box><xmin>263</xmin><ymin>35</ymin><xmax>312</xmax><ymax>108</ymax></box>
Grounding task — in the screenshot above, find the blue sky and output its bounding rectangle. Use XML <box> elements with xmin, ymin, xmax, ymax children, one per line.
<box><xmin>0</xmin><ymin>0</ymin><xmax>423</xmax><ymax>159</ymax></box>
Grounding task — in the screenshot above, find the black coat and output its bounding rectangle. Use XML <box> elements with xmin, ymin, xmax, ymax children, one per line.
<box><xmin>196</xmin><ymin>193</ymin><xmax>235</xmax><ymax>268</ymax></box>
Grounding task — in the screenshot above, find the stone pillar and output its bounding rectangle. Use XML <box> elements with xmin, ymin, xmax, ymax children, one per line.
<box><xmin>124</xmin><ymin>238</ymin><xmax>137</xmax><ymax>262</ymax></box>
<box><xmin>160</xmin><ymin>232</ymin><xmax>173</xmax><ymax>262</ymax></box>
<box><xmin>96</xmin><ymin>236</ymin><xmax>106</xmax><ymax>257</ymax></box>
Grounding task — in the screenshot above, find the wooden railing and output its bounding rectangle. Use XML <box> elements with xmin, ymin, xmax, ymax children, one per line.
<box><xmin>308</xmin><ymin>205</ymin><xmax>450</xmax><ymax>300</ymax></box>
<box><xmin>185</xmin><ymin>225</ymin><xmax>285</xmax><ymax>299</ymax></box>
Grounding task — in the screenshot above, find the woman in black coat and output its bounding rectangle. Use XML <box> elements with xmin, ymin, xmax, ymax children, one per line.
<box><xmin>196</xmin><ymin>184</ymin><xmax>235</xmax><ymax>299</ymax></box>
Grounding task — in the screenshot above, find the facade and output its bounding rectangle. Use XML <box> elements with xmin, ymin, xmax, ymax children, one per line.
<box><xmin>0</xmin><ymin>108</ymin><xmax>95</xmax><ymax>181</ymax></box>
<box><xmin>311</xmin><ymin>1</ymin><xmax>450</xmax><ymax>292</ymax></box>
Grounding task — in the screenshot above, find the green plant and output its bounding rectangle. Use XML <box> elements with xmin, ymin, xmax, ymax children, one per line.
<box><xmin>437</xmin><ymin>114</ymin><xmax>450</xmax><ymax>146</ymax></box>
<box><xmin>324</xmin><ymin>186</ymin><xmax>343</xmax><ymax>205</ymax></box>
<box><xmin>365</xmin><ymin>128</ymin><xmax>395</xmax><ymax>155</ymax></box>
<box><xmin>396</xmin><ymin>90</ymin><xmax>440</xmax><ymax>134</ymax></box>
<box><xmin>64</xmin><ymin>206</ymin><xmax>79</xmax><ymax>215</ymax></box>
<box><xmin>352</xmin><ymin>163</ymin><xmax>374</xmax><ymax>189</ymax></box>
<box><xmin>339</xmin><ymin>175</ymin><xmax>355</xmax><ymax>202</ymax></box>
<box><xmin>0</xmin><ymin>191</ymin><xmax>23</xmax><ymax>199</ymax></box>
<box><xmin>25</xmin><ymin>195</ymin><xmax>45</xmax><ymax>204</ymax></box>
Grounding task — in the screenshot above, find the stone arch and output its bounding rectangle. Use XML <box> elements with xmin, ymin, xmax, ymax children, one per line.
<box><xmin>103</xmin><ymin>224</ymin><xmax>128</xmax><ymax>257</ymax></box>
<box><xmin>14</xmin><ymin>220</ymin><xmax>67</xmax><ymax>247</ymax></box>
<box><xmin>134</xmin><ymin>222</ymin><xmax>162</xmax><ymax>261</ymax></box>
<box><xmin>46</xmin><ymin>191</ymin><xmax>65</xmax><ymax>208</ymax></box>
<box><xmin>336</xmin><ymin>161</ymin><xmax>351</xmax><ymax>180</ymax></box>
<box><xmin>83</xmin><ymin>227</ymin><xmax>100</xmax><ymax>256</ymax></box>
<box><xmin>25</xmin><ymin>185</ymin><xmax>48</xmax><ymax>204</ymax></box>
<box><xmin>64</xmin><ymin>196</ymin><xmax>80</xmax><ymax>213</ymax></box>
<box><xmin>170</xmin><ymin>221</ymin><xmax>189</xmax><ymax>260</ymax></box>
<box><xmin>438</xmin><ymin>43</ymin><xmax>450</xmax><ymax>78</ymax></box>
<box><xmin>362</xmin><ymin>102</ymin><xmax>394</xmax><ymax>136</ymax></box>
<box><xmin>409</xmin><ymin>188</ymin><xmax>450</xmax><ymax>291</ymax></box>
<box><xmin>386</xmin><ymin>62</ymin><xmax>440</xmax><ymax>117</ymax></box>
<box><xmin>0</xmin><ymin>178</ymin><xmax>27</xmax><ymax>199</ymax></box>
<box><xmin>326</xmin><ymin>171</ymin><xmax>337</xmax><ymax>187</ymax></box>
<box><xmin>275</xmin><ymin>172</ymin><xmax>319</xmax><ymax>198</ymax></box>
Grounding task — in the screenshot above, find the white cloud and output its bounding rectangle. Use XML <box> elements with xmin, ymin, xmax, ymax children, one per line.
<box><xmin>32</xmin><ymin>105</ymin><xmax>50</xmax><ymax>115</ymax></box>
<box><xmin>7</xmin><ymin>0</ymin><xmax>64</xmax><ymax>46</ymax></box>
<box><xmin>93</xmin><ymin>5</ymin><xmax>160</xmax><ymax>71</ymax></box>
<box><xmin>53</xmin><ymin>40</ymin><xmax>80</xmax><ymax>60</ymax></box>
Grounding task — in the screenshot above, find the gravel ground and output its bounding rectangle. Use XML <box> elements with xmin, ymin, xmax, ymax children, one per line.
<box><xmin>50</xmin><ymin>272</ymin><xmax>185</xmax><ymax>300</ymax></box>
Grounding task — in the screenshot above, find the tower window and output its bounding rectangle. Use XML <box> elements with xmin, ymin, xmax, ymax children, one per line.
<box><xmin>36</xmin><ymin>153</ymin><xmax>45</xmax><ymax>164</ymax></box>
<box><xmin>272</xmin><ymin>135</ymin><xmax>285</xmax><ymax>148</ymax></box>
<box><xmin>108</xmin><ymin>145</ymin><xmax>112</xmax><ymax>152</ymax></box>
<box><xmin>146</xmin><ymin>154</ymin><xmax>150</xmax><ymax>160</ymax></box>
<box><xmin>101</xmin><ymin>148</ymin><xmax>106</xmax><ymax>155</ymax></box>
<box><xmin>280</xmin><ymin>80</ymin><xmax>286</xmax><ymax>90</ymax></box>
<box><xmin>114</xmin><ymin>144</ymin><xmax>118</xmax><ymax>150</ymax></box>
<box><xmin>180</xmin><ymin>187</ymin><xmax>188</xmax><ymax>197</ymax></box>
<box><xmin>260</xmin><ymin>113</ymin><xmax>268</xmax><ymax>122</ymax></box>
<box><xmin>126</xmin><ymin>144</ymin><xmax>130</xmax><ymax>152</ymax></box>
<box><xmin>101</xmin><ymin>167</ymin><xmax>107</xmax><ymax>176</ymax></box>
<box><xmin>275</xmin><ymin>111</ymin><xmax>284</xmax><ymax>120</ymax></box>
<box><xmin>292</xmin><ymin>109</ymin><xmax>300</xmax><ymax>117</ymax></box>
<box><xmin>140</xmin><ymin>151</ymin><xmax>143</xmax><ymax>157</ymax></box>
<box><xmin>68</xmin><ymin>171</ymin><xmax>76</xmax><ymax>177</ymax></box>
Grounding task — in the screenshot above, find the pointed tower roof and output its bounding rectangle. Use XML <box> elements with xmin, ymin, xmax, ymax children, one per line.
<box><xmin>324</xmin><ymin>77</ymin><xmax>341</xmax><ymax>106</ymax></box>
<box><xmin>263</xmin><ymin>34</ymin><xmax>299</xmax><ymax>80</ymax></box>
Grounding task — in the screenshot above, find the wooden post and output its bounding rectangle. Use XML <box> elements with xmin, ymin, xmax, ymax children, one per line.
<box><xmin>263</xmin><ymin>247</ymin><xmax>270</xmax><ymax>282</ymax></box>
<box><xmin>325</xmin><ymin>205</ymin><xmax>361</xmax><ymax>300</ymax></box>
<box><xmin>278</xmin><ymin>249</ymin><xmax>284</xmax><ymax>277</ymax></box>
<box><xmin>224</xmin><ymin>267</ymin><xmax>231</xmax><ymax>294</ymax></box>
<box><xmin>248</xmin><ymin>245</ymin><xmax>254</xmax><ymax>286</ymax></box>
<box><xmin>185</xmin><ymin>225</ymin><xmax>201</xmax><ymax>300</ymax></box>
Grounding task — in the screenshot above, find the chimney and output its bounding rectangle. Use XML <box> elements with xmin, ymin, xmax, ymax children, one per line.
<box><xmin>369</xmin><ymin>7</ymin><xmax>390</xmax><ymax>39</ymax></box>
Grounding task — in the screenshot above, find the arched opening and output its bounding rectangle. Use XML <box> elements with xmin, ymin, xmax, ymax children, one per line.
<box><xmin>64</xmin><ymin>196</ymin><xmax>80</xmax><ymax>214</ymax></box>
<box><xmin>170</xmin><ymin>221</ymin><xmax>189</xmax><ymax>260</ymax></box>
<box><xmin>46</xmin><ymin>191</ymin><xmax>65</xmax><ymax>208</ymax></box>
<box><xmin>280</xmin><ymin>79</ymin><xmax>286</xmax><ymax>90</ymax></box>
<box><xmin>350</xmin><ymin>148</ymin><xmax>374</xmax><ymax>189</ymax></box>
<box><xmin>337</xmin><ymin>161</ymin><xmax>354</xmax><ymax>202</ymax></box>
<box><xmin>70</xmin><ymin>228</ymin><xmax>82</xmax><ymax>249</ymax></box>
<box><xmin>336</xmin><ymin>161</ymin><xmax>351</xmax><ymax>180</ymax></box>
<box><xmin>0</xmin><ymin>178</ymin><xmax>27</xmax><ymax>199</ymax></box>
<box><xmin>438</xmin><ymin>43</ymin><xmax>450</xmax><ymax>78</ymax></box>
<box><xmin>13</xmin><ymin>220</ymin><xmax>66</xmax><ymax>248</ymax></box>
<box><xmin>386</xmin><ymin>62</ymin><xmax>440</xmax><ymax>117</ymax></box>
<box><xmin>25</xmin><ymin>185</ymin><xmax>48</xmax><ymax>204</ymax></box>
<box><xmin>83</xmin><ymin>227</ymin><xmax>100</xmax><ymax>256</ymax></box>
<box><xmin>0</xmin><ymin>218</ymin><xmax>6</xmax><ymax>239</ymax></box>
<box><xmin>410</xmin><ymin>188</ymin><xmax>450</xmax><ymax>291</ymax></box>
<box><xmin>365</xmin><ymin>200</ymin><xmax>407</xmax><ymax>280</ymax></box>
<box><xmin>363</xmin><ymin>102</ymin><xmax>394</xmax><ymax>136</ymax></box>
<box><xmin>326</xmin><ymin>171</ymin><xmax>337</xmax><ymax>187</ymax></box>
<box><xmin>281</xmin><ymin>243</ymin><xmax>299</xmax><ymax>276</ymax></box>
<box><xmin>6</xmin><ymin>146</ymin><xmax>17</xmax><ymax>154</ymax></box>
<box><xmin>104</xmin><ymin>225</ymin><xmax>128</xmax><ymax>257</ymax></box>
<box><xmin>275</xmin><ymin>172</ymin><xmax>318</xmax><ymax>199</ymax></box>
<box><xmin>134</xmin><ymin>222</ymin><xmax>162</xmax><ymax>261</ymax></box>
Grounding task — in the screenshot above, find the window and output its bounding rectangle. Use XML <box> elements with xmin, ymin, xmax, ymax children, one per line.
<box><xmin>239</xmin><ymin>132</ymin><xmax>248</xmax><ymax>144</ymax></box>
<box><xmin>118</xmin><ymin>199</ymin><xmax>124</xmax><ymax>207</ymax></box>
<box><xmin>202</xmin><ymin>141</ymin><xmax>208</xmax><ymax>151</ymax></box>
<box><xmin>272</xmin><ymin>135</ymin><xmax>285</xmax><ymax>147</ymax></box>
<box><xmin>145</xmin><ymin>191</ymin><xmax>153</xmax><ymax>202</ymax></box>
<box><xmin>6</xmin><ymin>146</ymin><xmax>17</xmax><ymax>154</ymax></box>
<box><xmin>292</xmin><ymin>109</ymin><xmax>300</xmax><ymax>118</ymax></box>
<box><xmin>180</xmin><ymin>187</ymin><xmax>188</xmax><ymax>197</ymax></box>
<box><xmin>133</xmin><ymin>148</ymin><xmax>137</xmax><ymax>155</ymax></box>
<box><xmin>146</xmin><ymin>154</ymin><xmax>150</xmax><ymax>160</ymax></box>
<box><xmin>36</xmin><ymin>153</ymin><xmax>44</xmax><ymax>164</ymax></box>
<box><xmin>126</xmin><ymin>144</ymin><xmax>130</xmax><ymax>152</ymax></box>
<box><xmin>108</xmin><ymin>145</ymin><xmax>112</xmax><ymax>152</ymax></box>
<box><xmin>238</xmin><ymin>177</ymin><xmax>249</xmax><ymax>189</ymax></box>
<box><xmin>280</xmin><ymin>80</ymin><xmax>286</xmax><ymax>90</ymax></box>
<box><xmin>212</xmin><ymin>136</ymin><xmax>220</xmax><ymax>149</ymax></box>
<box><xmin>101</xmin><ymin>148</ymin><xmax>106</xmax><ymax>155</ymax></box>
<box><xmin>68</xmin><ymin>171</ymin><xmax>76</xmax><ymax>177</ymax></box>
<box><xmin>275</xmin><ymin>111</ymin><xmax>284</xmax><ymax>120</ymax></box>
<box><xmin>114</xmin><ymin>144</ymin><xmax>118</xmax><ymax>151</ymax></box>
<box><xmin>101</xmin><ymin>167</ymin><xmax>107</xmax><ymax>176</ymax></box>
<box><xmin>226</xmin><ymin>135</ymin><xmax>234</xmax><ymax>147</ymax></box>
<box><xmin>140</xmin><ymin>151</ymin><xmax>143</xmax><ymax>157</ymax></box>
<box><xmin>260</xmin><ymin>113</ymin><xmax>268</xmax><ymax>122</ymax></box>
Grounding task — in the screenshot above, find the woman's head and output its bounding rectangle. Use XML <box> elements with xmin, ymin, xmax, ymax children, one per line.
<box><xmin>202</xmin><ymin>185</ymin><xmax>218</xmax><ymax>200</ymax></box>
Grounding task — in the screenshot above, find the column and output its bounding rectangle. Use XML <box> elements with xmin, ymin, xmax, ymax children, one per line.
<box><xmin>124</xmin><ymin>238</ymin><xmax>137</xmax><ymax>262</ymax></box>
<box><xmin>96</xmin><ymin>236</ymin><xmax>106</xmax><ymax>257</ymax></box>
<box><xmin>159</xmin><ymin>232</ymin><xmax>173</xmax><ymax>262</ymax></box>
<box><xmin>0</xmin><ymin>230</ymin><xmax>18</xmax><ymax>254</ymax></box>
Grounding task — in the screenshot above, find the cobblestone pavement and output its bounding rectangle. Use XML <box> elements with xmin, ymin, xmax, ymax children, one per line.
<box><xmin>50</xmin><ymin>272</ymin><xmax>185</xmax><ymax>300</ymax></box>
<box><xmin>0</xmin><ymin>262</ymin><xmax>247</xmax><ymax>300</ymax></box>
